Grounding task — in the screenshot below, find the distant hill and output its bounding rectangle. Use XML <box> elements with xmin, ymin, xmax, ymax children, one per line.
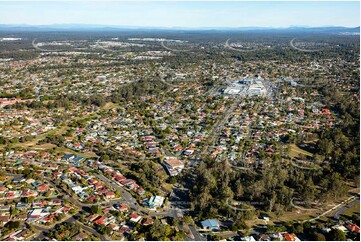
<box><xmin>0</xmin><ymin>24</ymin><xmax>359</xmax><ymax>33</ymax></box>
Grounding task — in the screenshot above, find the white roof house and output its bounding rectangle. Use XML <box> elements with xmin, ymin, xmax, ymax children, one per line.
<box><xmin>72</xmin><ymin>186</ymin><xmax>83</xmax><ymax>194</ymax></box>
<box><xmin>148</xmin><ymin>196</ymin><xmax>165</xmax><ymax>208</ymax></box>
<box><xmin>240</xmin><ymin>236</ymin><xmax>256</xmax><ymax>241</ymax></box>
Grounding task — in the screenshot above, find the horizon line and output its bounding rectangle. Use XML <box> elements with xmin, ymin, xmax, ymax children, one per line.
<box><xmin>0</xmin><ymin>23</ymin><xmax>360</xmax><ymax>29</ymax></box>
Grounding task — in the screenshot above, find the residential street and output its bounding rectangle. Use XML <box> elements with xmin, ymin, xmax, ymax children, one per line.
<box><xmin>189</xmin><ymin>224</ymin><xmax>207</xmax><ymax>241</ymax></box>
<box><xmin>32</xmin><ymin>214</ymin><xmax>109</xmax><ymax>241</ymax></box>
<box><xmin>91</xmin><ymin>173</ymin><xmax>139</xmax><ymax>210</ymax></box>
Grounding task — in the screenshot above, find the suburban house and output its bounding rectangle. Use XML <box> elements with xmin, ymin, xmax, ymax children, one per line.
<box><xmin>94</xmin><ymin>216</ymin><xmax>107</xmax><ymax>225</ymax></box>
<box><xmin>129</xmin><ymin>213</ymin><xmax>142</xmax><ymax>223</ymax></box>
<box><xmin>115</xmin><ymin>203</ymin><xmax>129</xmax><ymax>212</ymax></box>
<box><xmin>105</xmin><ymin>191</ymin><xmax>115</xmax><ymax>200</ymax></box>
<box><xmin>142</xmin><ymin>217</ymin><xmax>154</xmax><ymax>226</ymax></box>
<box><xmin>37</xmin><ymin>184</ymin><xmax>50</xmax><ymax>192</ymax></box>
<box><xmin>283</xmin><ymin>233</ymin><xmax>301</xmax><ymax>241</ymax></box>
<box><xmin>240</xmin><ymin>236</ymin><xmax>256</xmax><ymax>241</ymax></box>
<box><xmin>162</xmin><ymin>156</ymin><xmax>184</xmax><ymax>176</ymax></box>
<box><xmin>346</xmin><ymin>223</ymin><xmax>360</xmax><ymax>233</ymax></box>
<box><xmin>201</xmin><ymin>219</ymin><xmax>220</xmax><ymax>231</ymax></box>
<box><xmin>148</xmin><ymin>195</ymin><xmax>165</xmax><ymax>209</ymax></box>
<box><xmin>61</xmin><ymin>154</ymin><xmax>76</xmax><ymax>162</ymax></box>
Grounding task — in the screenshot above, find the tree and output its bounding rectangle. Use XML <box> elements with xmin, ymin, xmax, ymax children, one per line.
<box><xmin>101</xmin><ymin>155</ymin><xmax>110</xmax><ymax>161</ymax></box>
<box><xmin>183</xmin><ymin>216</ymin><xmax>194</xmax><ymax>225</ymax></box>
<box><xmin>57</xmin><ymin>213</ymin><xmax>66</xmax><ymax>221</ymax></box>
<box><xmin>289</xmin><ymin>223</ymin><xmax>303</xmax><ymax>233</ymax></box>
<box><xmin>351</xmin><ymin>214</ymin><xmax>360</xmax><ymax>225</ymax></box>
<box><xmin>148</xmin><ymin>219</ymin><xmax>173</xmax><ymax>240</ymax></box>
<box><xmin>234</xmin><ymin>179</ymin><xmax>244</xmax><ymax>198</ymax></box>
<box><xmin>90</xmin><ymin>205</ymin><xmax>101</xmax><ymax>214</ymax></box>
<box><xmin>10</xmin><ymin>207</ymin><xmax>19</xmax><ymax>216</ymax></box>
<box><xmin>327</xmin><ymin>229</ymin><xmax>347</xmax><ymax>241</ymax></box>
<box><xmin>168</xmin><ymin>176</ymin><xmax>177</xmax><ymax>184</ymax></box>
<box><xmin>98</xmin><ymin>224</ymin><xmax>112</xmax><ymax>235</ymax></box>
<box><xmin>311</xmin><ymin>232</ymin><xmax>326</xmax><ymax>241</ymax></box>
<box><xmin>5</xmin><ymin>221</ymin><xmax>20</xmax><ymax>230</ymax></box>
<box><xmin>24</xmin><ymin>196</ymin><xmax>35</xmax><ymax>203</ymax></box>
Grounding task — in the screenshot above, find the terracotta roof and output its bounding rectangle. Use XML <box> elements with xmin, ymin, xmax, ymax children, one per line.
<box><xmin>283</xmin><ymin>233</ymin><xmax>296</xmax><ymax>241</ymax></box>
<box><xmin>164</xmin><ymin>157</ymin><xmax>184</xmax><ymax>168</ymax></box>
<box><xmin>346</xmin><ymin>224</ymin><xmax>360</xmax><ymax>233</ymax></box>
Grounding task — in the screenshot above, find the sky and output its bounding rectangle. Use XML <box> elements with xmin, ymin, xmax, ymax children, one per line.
<box><xmin>0</xmin><ymin>1</ymin><xmax>359</xmax><ymax>28</ymax></box>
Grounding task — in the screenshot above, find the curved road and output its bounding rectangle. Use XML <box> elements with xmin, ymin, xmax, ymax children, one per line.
<box><xmin>32</xmin><ymin>39</ymin><xmax>61</xmax><ymax>52</ymax></box>
<box><xmin>289</xmin><ymin>38</ymin><xmax>320</xmax><ymax>53</ymax></box>
<box><xmin>225</xmin><ymin>38</ymin><xmax>256</xmax><ymax>52</ymax></box>
<box><xmin>304</xmin><ymin>194</ymin><xmax>360</xmax><ymax>223</ymax></box>
<box><xmin>161</xmin><ymin>41</ymin><xmax>191</xmax><ymax>52</ymax></box>
<box><xmin>332</xmin><ymin>196</ymin><xmax>360</xmax><ymax>220</ymax></box>
<box><xmin>90</xmin><ymin>173</ymin><xmax>139</xmax><ymax>211</ymax></box>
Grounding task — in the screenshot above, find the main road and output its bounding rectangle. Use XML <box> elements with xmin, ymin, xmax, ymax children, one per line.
<box><xmin>201</xmin><ymin>95</ymin><xmax>242</xmax><ymax>155</ymax></box>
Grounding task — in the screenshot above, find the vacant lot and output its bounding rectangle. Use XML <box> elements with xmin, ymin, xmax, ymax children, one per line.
<box><xmin>288</xmin><ymin>144</ymin><xmax>313</xmax><ymax>158</ymax></box>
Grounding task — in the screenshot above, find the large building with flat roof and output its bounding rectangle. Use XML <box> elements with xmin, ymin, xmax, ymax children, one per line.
<box><xmin>224</xmin><ymin>77</ymin><xmax>267</xmax><ymax>97</ymax></box>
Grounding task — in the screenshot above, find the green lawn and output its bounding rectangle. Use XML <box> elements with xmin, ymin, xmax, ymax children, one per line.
<box><xmin>342</xmin><ymin>203</ymin><xmax>360</xmax><ymax>216</ymax></box>
<box><xmin>288</xmin><ymin>144</ymin><xmax>313</xmax><ymax>158</ymax></box>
